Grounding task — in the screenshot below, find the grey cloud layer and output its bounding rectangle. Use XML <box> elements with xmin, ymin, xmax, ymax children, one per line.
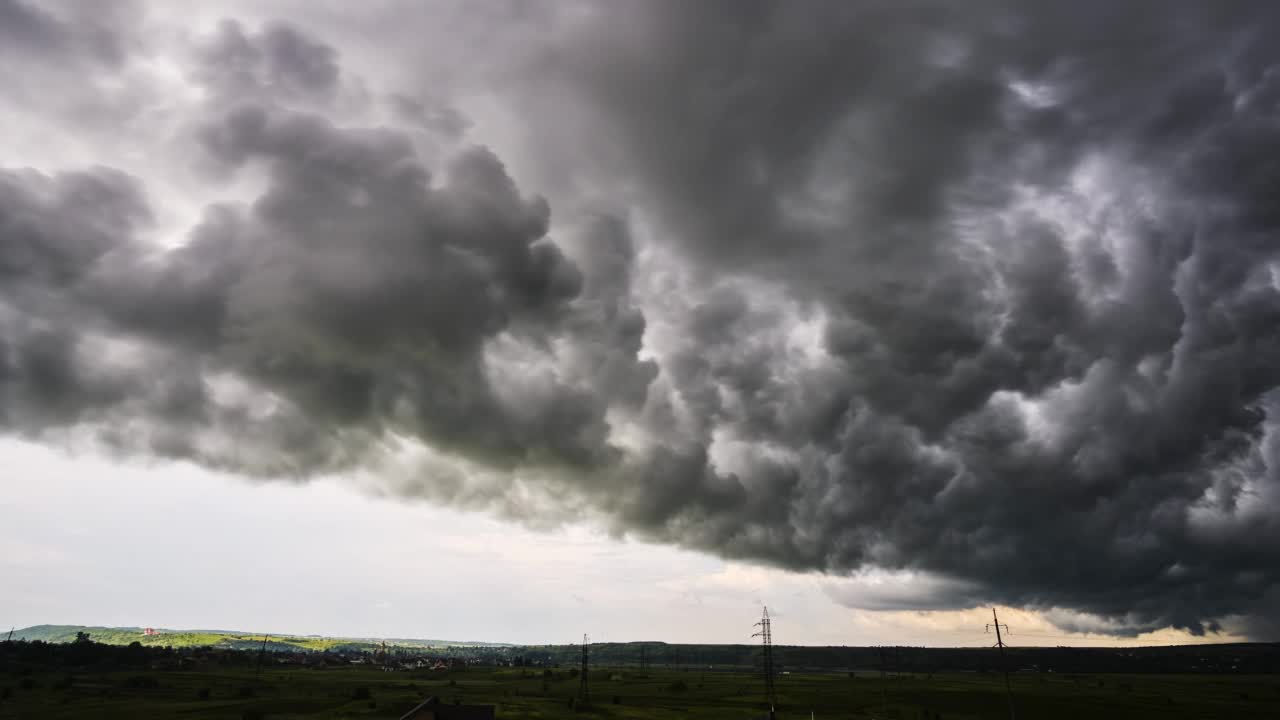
<box><xmin>3</xmin><ymin>0</ymin><xmax>1280</xmax><ymax>638</ymax></box>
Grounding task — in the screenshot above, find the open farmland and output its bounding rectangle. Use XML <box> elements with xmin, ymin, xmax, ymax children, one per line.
<box><xmin>2</xmin><ymin>663</ymin><xmax>1278</xmax><ymax>719</ymax></box>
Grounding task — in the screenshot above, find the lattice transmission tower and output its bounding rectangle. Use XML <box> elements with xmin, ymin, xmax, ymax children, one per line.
<box><xmin>753</xmin><ymin>606</ymin><xmax>777</xmax><ymax>718</ymax></box>
<box><xmin>986</xmin><ymin>608</ymin><xmax>1016</xmax><ymax>720</ymax></box>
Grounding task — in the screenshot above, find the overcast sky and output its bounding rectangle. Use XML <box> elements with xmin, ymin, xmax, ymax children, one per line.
<box><xmin>3</xmin><ymin>0</ymin><xmax>1280</xmax><ymax>646</ymax></box>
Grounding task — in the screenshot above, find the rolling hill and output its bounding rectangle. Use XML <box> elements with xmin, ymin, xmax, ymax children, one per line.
<box><xmin>10</xmin><ymin>625</ymin><xmax>510</xmax><ymax>653</ymax></box>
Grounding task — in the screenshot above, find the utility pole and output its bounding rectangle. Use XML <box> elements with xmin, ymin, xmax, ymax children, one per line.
<box><xmin>986</xmin><ymin>608</ymin><xmax>1016</xmax><ymax>720</ymax></box>
<box><xmin>578</xmin><ymin>634</ymin><xmax>590</xmax><ymax>707</ymax></box>
<box><xmin>753</xmin><ymin>606</ymin><xmax>777</xmax><ymax>719</ymax></box>
<box><xmin>640</xmin><ymin>644</ymin><xmax>647</xmax><ymax>671</ymax></box>
<box><xmin>877</xmin><ymin>646</ymin><xmax>888</xmax><ymax>719</ymax></box>
<box><xmin>255</xmin><ymin>635</ymin><xmax>270</xmax><ymax>679</ymax></box>
<box><xmin>5</xmin><ymin>627</ymin><xmax>12</xmax><ymax>643</ymax></box>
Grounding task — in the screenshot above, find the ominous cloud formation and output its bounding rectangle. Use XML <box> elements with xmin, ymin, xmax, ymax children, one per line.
<box><xmin>3</xmin><ymin>0</ymin><xmax>1280</xmax><ymax>638</ymax></box>
<box><xmin>194</xmin><ymin>19</ymin><xmax>341</xmax><ymax>103</ymax></box>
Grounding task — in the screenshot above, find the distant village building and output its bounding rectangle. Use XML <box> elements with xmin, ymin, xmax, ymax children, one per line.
<box><xmin>143</xmin><ymin>628</ymin><xmax>158</xmax><ymax>636</ymax></box>
<box><xmin>399</xmin><ymin>696</ymin><xmax>495</xmax><ymax>720</ymax></box>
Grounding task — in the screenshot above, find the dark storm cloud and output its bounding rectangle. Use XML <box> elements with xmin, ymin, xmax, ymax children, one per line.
<box><xmin>194</xmin><ymin>19</ymin><xmax>340</xmax><ymax>102</ymax></box>
<box><xmin>113</xmin><ymin>99</ymin><xmax>604</xmax><ymax>472</ymax></box>
<box><xmin>0</xmin><ymin>0</ymin><xmax>162</xmax><ymax>148</ymax></box>
<box><xmin>5</xmin><ymin>0</ymin><xmax>1280</xmax><ymax>639</ymax></box>
<box><xmin>508</xmin><ymin>0</ymin><xmax>1280</xmax><ymax>637</ymax></box>
<box><xmin>388</xmin><ymin>94</ymin><xmax>469</xmax><ymax>140</ymax></box>
<box><xmin>0</xmin><ymin>0</ymin><xmax>129</xmax><ymax>68</ymax></box>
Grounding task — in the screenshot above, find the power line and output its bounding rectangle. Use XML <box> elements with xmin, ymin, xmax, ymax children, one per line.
<box><xmin>985</xmin><ymin>608</ymin><xmax>1016</xmax><ymax>720</ymax></box>
<box><xmin>753</xmin><ymin>606</ymin><xmax>777</xmax><ymax>719</ymax></box>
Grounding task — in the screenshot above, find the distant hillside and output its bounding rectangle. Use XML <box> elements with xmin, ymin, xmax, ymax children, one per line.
<box><xmin>11</xmin><ymin>625</ymin><xmax>510</xmax><ymax>653</ymax></box>
<box><xmin>10</xmin><ymin>626</ymin><xmax>1279</xmax><ymax>673</ymax></box>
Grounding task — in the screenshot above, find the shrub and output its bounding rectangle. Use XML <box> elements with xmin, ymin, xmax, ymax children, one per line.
<box><xmin>196</xmin><ymin>688</ymin><xmax>211</xmax><ymax>700</ymax></box>
<box><xmin>352</xmin><ymin>687</ymin><xmax>372</xmax><ymax>700</ymax></box>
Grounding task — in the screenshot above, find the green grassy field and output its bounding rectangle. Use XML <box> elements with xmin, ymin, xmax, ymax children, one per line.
<box><xmin>10</xmin><ymin>626</ymin><xmax>501</xmax><ymax>653</ymax></box>
<box><xmin>2</xmin><ymin>664</ymin><xmax>1277</xmax><ymax>719</ymax></box>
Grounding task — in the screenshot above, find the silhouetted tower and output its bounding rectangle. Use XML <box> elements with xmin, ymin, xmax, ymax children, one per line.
<box><xmin>986</xmin><ymin>608</ymin><xmax>1016</xmax><ymax>720</ymax></box>
<box><xmin>578</xmin><ymin>634</ymin><xmax>590</xmax><ymax>706</ymax></box>
<box><xmin>639</xmin><ymin>644</ymin><xmax>647</xmax><ymax>671</ymax></box>
<box><xmin>753</xmin><ymin>606</ymin><xmax>777</xmax><ymax>718</ymax></box>
<box><xmin>4</xmin><ymin>627</ymin><xmax>12</xmax><ymax>643</ymax></box>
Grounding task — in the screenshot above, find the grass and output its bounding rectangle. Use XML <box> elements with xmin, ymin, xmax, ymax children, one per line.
<box><xmin>2</xmin><ymin>664</ymin><xmax>1278</xmax><ymax>719</ymax></box>
<box><xmin>9</xmin><ymin>626</ymin><xmax>456</xmax><ymax>653</ymax></box>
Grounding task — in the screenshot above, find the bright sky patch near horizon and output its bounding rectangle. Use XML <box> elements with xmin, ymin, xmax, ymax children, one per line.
<box><xmin>0</xmin><ymin>440</ymin><xmax>1241</xmax><ymax>647</ymax></box>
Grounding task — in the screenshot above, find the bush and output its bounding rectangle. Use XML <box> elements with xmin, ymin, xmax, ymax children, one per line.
<box><xmin>196</xmin><ymin>688</ymin><xmax>211</xmax><ymax>700</ymax></box>
<box><xmin>666</xmin><ymin>680</ymin><xmax>688</xmax><ymax>693</ymax></box>
<box><xmin>241</xmin><ymin>710</ymin><xmax>265</xmax><ymax>720</ymax></box>
<box><xmin>238</xmin><ymin>686</ymin><xmax>255</xmax><ymax>698</ymax></box>
<box><xmin>352</xmin><ymin>687</ymin><xmax>372</xmax><ymax>700</ymax></box>
<box><xmin>19</xmin><ymin>678</ymin><xmax>39</xmax><ymax>691</ymax></box>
